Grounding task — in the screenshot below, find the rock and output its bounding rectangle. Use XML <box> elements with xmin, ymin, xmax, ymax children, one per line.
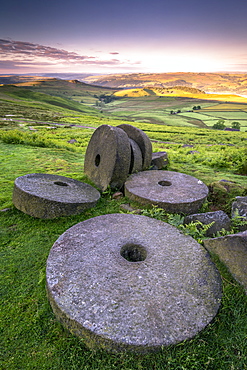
<box><xmin>209</xmin><ymin>180</ymin><xmax>246</xmax><ymax>213</ymax></box>
<box><xmin>84</xmin><ymin>125</ymin><xmax>131</xmax><ymax>191</ymax></box>
<box><xmin>129</xmin><ymin>138</ymin><xmax>143</xmax><ymax>173</ymax></box>
<box><xmin>46</xmin><ymin>214</ymin><xmax>222</xmax><ymax>353</ymax></box>
<box><xmin>124</xmin><ymin>170</ymin><xmax>209</xmax><ymax>214</ymax></box>
<box><xmin>117</xmin><ymin>124</ymin><xmax>152</xmax><ymax>170</ymax></box>
<box><xmin>112</xmin><ymin>191</ymin><xmax>124</xmax><ymax>200</ymax></box>
<box><xmin>232</xmin><ymin>196</ymin><xmax>247</xmax><ymax>231</ymax></box>
<box><xmin>151</xmin><ymin>152</ymin><xmax>168</xmax><ymax>170</ymax></box>
<box><xmin>13</xmin><ymin>173</ymin><xmax>100</xmax><ymax>219</ymax></box>
<box><xmin>67</xmin><ymin>139</ymin><xmax>78</xmax><ymax>144</ymax></box>
<box><xmin>203</xmin><ymin>231</ymin><xmax>247</xmax><ymax>294</ymax></box>
<box><xmin>184</xmin><ymin>211</ymin><xmax>231</xmax><ymax>237</ymax></box>
<box><xmin>119</xmin><ymin>203</ymin><xmax>141</xmax><ymax>214</ymax></box>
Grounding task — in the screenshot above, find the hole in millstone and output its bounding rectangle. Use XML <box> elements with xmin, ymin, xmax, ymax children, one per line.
<box><xmin>120</xmin><ymin>243</ymin><xmax>147</xmax><ymax>262</ymax></box>
<box><xmin>95</xmin><ymin>154</ymin><xmax>101</xmax><ymax>167</ymax></box>
<box><xmin>54</xmin><ymin>181</ymin><xmax>69</xmax><ymax>187</ymax></box>
<box><xmin>158</xmin><ymin>180</ymin><xmax>172</xmax><ymax>187</ymax></box>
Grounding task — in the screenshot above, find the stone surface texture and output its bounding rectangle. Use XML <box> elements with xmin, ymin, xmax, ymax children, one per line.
<box><xmin>117</xmin><ymin>124</ymin><xmax>152</xmax><ymax>170</ymax></box>
<box><xmin>184</xmin><ymin>211</ymin><xmax>231</xmax><ymax>237</ymax></box>
<box><xmin>151</xmin><ymin>152</ymin><xmax>168</xmax><ymax>170</ymax></box>
<box><xmin>232</xmin><ymin>196</ymin><xmax>247</xmax><ymax>231</ymax></box>
<box><xmin>46</xmin><ymin>213</ymin><xmax>222</xmax><ymax>353</ymax></box>
<box><xmin>204</xmin><ymin>231</ymin><xmax>247</xmax><ymax>294</ymax></box>
<box><xmin>129</xmin><ymin>138</ymin><xmax>143</xmax><ymax>173</ymax></box>
<box><xmin>84</xmin><ymin>125</ymin><xmax>131</xmax><ymax>191</ymax></box>
<box><xmin>13</xmin><ymin>173</ymin><xmax>100</xmax><ymax>219</ymax></box>
<box><xmin>124</xmin><ymin>170</ymin><xmax>209</xmax><ymax>214</ymax></box>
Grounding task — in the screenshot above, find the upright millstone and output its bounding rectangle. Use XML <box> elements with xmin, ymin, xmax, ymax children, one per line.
<box><xmin>13</xmin><ymin>173</ymin><xmax>100</xmax><ymax>219</ymax></box>
<box><xmin>117</xmin><ymin>124</ymin><xmax>152</xmax><ymax>170</ymax></box>
<box><xmin>129</xmin><ymin>138</ymin><xmax>143</xmax><ymax>173</ymax></box>
<box><xmin>84</xmin><ymin>125</ymin><xmax>131</xmax><ymax>191</ymax></box>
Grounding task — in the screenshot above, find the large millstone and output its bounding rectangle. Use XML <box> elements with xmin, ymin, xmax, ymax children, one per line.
<box><xmin>46</xmin><ymin>213</ymin><xmax>222</xmax><ymax>353</ymax></box>
<box><xmin>125</xmin><ymin>170</ymin><xmax>209</xmax><ymax>214</ymax></box>
<box><xmin>13</xmin><ymin>173</ymin><xmax>100</xmax><ymax>219</ymax></box>
<box><xmin>84</xmin><ymin>125</ymin><xmax>131</xmax><ymax>191</ymax></box>
<box><xmin>117</xmin><ymin>124</ymin><xmax>152</xmax><ymax>170</ymax></box>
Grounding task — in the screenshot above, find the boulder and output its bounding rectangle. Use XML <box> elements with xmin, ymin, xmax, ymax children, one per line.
<box><xmin>184</xmin><ymin>210</ymin><xmax>231</xmax><ymax>237</ymax></box>
<box><xmin>204</xmin><ymin>231</ymin><xmax>247</xmax><ymax>294</ymax></box>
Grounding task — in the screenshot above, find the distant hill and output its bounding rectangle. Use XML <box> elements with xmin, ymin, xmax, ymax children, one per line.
<box><xmin>0</xmin><ymin>76</ymin><xmax>117</xmax><ymax>105</ymax></box>
<box><xmin>84</xmin><ymin>72</ymin><xmax>247</xmax><ymax>96</ymax></box>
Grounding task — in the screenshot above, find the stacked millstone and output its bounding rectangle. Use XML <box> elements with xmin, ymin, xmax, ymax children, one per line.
<box><xmin>84</xmin><ymin>123</ymin><xmax>209</xmax><ymax>214</ymax></box>
<box><xmin>84</xmin><ymin>124</ymin><xmax>152</xmax><ymax>191</ymax></box>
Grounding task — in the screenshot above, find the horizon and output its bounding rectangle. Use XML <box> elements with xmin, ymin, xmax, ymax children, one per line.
<box><xmin>1</xmin><ymin>0</ymin><xmax>247</xmax><ymax>75</ymax></box>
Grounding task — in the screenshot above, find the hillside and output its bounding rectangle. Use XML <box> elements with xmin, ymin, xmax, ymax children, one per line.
<box><xmin>84</xmin><ymin>72</ymin><xmax>247</xmax><ymax>96</ymax></box>
<box><xmin>0</xmin><ymin>76</ymin><xmax>117</xmax><ymax>105</ymax></box>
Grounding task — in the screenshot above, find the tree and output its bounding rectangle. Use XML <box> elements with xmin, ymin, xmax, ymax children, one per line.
<box><xmin>232</xmin><ymin>121</ymin><xmax>240</xmax><ymax>130</ymax></box>
<box><xmin>212</xmin><ymin>119</ymin><xmax>226</xmax><ymax>130</ymax></box>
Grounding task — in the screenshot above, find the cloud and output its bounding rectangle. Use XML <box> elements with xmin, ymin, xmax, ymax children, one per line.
<box><xmin>0</xmin><ymin>39</ymin><xmax>128</xmax><ymax>68</ymax></box>
<box><xmin>109</xmin><ymin>52</ymin><xmax>119</xmax><ymax>55</ymax></box>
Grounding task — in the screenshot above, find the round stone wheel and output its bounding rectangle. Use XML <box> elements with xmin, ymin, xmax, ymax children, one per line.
<box><xmin>13</xmin><ymin>173</ymin><xmax>100</xmax><ymax>219</ymax></box>
<box><xmin>117</xmin><ymin>124</ymin><xmax>152</xmax><ymax>170</ymax></box>
<box><xmin>129</xmin><ymin>138</ymin><xmax>143</xmax><ymax>173</ymax></box>
<box><xmin>84</xmin><ymin>125</ymin><xmax>131</xmax><ymax>191</ymax></box>
<box><xmin>46</xmin><ymin>213</ymin><xmax>222</xmax><ymax>353</ymax></box>
<box><xmin>124</xmin><ymin>170</ymin><xmax>209</xmax><ymax>214</ymax></box>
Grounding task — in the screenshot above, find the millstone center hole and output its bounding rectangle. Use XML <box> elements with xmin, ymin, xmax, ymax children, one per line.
<box><xmin>158</xmin><ymin>180</ymin><xmax>172</xmax><ymax>187</ymax></box>
<box><xmin>120</xmin><ymin>243</ymin><xmax>147</xmax><ymax>262</ymax></box>
<box><xmin>54</xmin><ymin>181</ymin><xmax>69</xmax><ymax>187</ymax></box>
<box><xmin>95</xmin><ymin>154</ymin><xmax>101</xmax><ymax>167</ymax></box>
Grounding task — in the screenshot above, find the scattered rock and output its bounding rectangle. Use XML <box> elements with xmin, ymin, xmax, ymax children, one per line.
<box><xmin>209</xmin><ymin>180</ymin><xmax>246</xmax><ymax>213</ymax></box>
<box><xmin>119</xmin><ymin>203</ymin><xmax>141</xmax><ymax>213</ymax></box>
<box><xmin>232</xmin><ymin>196</ymin><xmax>247</xmax><ymax>231</ymax></box>
<box><xmin>0</xmin><ymin>208</ymin><xmax>11</xmax><ymax>212</ymax></box>
<box><xmin>151</xmin><ymin>152</ymin><xmax>168</xmax><ymax>169</ymax></box>
<box><xmin>184</xmin><ymin>210</ymin><xmax>231</xmax><ymax>237</ymax></box>
<box><xmin>47</xmin><ymin>214</ymin><xmax>222</xmax><ymax>353</ymax></box>
<box><xmin>204</xmin><ymin>231</ymin><xmax>247</xmax><ymax>294</ymax></box>
<box><xmin>67</xmin><ymin>139</ymin><xmax>77</xmax><ymax>144</ymax></box>
<box><xmin>112</xmin><ymin>191</ymin><xmax>123</xmax><ymax>200</ymax></box>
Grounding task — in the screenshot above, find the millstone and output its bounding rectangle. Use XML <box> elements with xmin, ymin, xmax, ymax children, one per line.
<box><xmin>129</xmin><ymin>138</ymin><xmax>143</xmax><ymax>173</ymax></box>
<box><xmin>117</xmin><ymin>124</ymin><xmax>152</xmax><ymax>170</ymax></box>
<box><xmin>13</xmin><ymin>173</ymin><xmax>100</xmax><ymax>219</ymax></box>
<box><xmin>125</xmin><ymin>170</ymin><xmax>209</xmax><ymax>214</ymax></box>
<box><xmin>84</xmin><ymin>125</ymin><xmax>131</xmax><ymax>191</ymax></box>
<box><xmin>46</xmin><ymin>213</ymin><xmax>222</xmax><ymax>353</ymax></box>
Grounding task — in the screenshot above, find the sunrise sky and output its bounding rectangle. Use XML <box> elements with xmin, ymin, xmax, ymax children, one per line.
<box><xmin>1</xmin><ymin>0</ymin><xmax>247</xmax><ymax>74</ymax></box>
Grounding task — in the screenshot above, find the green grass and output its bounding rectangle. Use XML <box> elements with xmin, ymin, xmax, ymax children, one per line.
<box><xmin>1</xmin><ymin>84</ymin><xmax>247</xmax><ymax>369</ymax></box>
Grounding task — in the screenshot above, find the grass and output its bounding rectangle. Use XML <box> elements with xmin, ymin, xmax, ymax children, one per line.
<box><xmin>1</xmin><ymin>82</ymin><xmax>247</xmax><ymax>369</ymax></box>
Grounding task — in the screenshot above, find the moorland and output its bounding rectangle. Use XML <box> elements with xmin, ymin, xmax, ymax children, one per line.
<box><xmin>0</xmin><ymin>74</ymin><xmax>247</xmax><ymax>369</ymax></box>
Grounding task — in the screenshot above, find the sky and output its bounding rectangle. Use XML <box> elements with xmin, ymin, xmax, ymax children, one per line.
<box><xmin>1</xmin><ymin>0</ymin><xmax>247</xmax><ymax>75</ymax></box>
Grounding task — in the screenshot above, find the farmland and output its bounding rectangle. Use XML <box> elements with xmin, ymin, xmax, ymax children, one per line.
<box><xmin>0</xmin><ymin>78</ymin><xmax>247</xmax><ymax>370</ymax></box>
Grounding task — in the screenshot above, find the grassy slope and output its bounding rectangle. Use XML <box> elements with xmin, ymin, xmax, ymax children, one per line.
<box><xmin>1</xmin><ymin>81</ymin><xmax>247</xmax><ymax>369</ymax></box>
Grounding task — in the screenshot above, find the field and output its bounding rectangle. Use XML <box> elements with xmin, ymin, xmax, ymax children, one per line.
<box><xmin>1</xmin><ymin>81</ymin><xmax>247</xmax><ymax>369</ymax></box>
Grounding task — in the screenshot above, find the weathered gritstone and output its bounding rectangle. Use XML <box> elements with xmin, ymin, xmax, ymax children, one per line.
<box><xmin>129</xmin><ymin>138</ymin><xmax>143</xmax><ymax>173</ymax></box>
<box><xmin>125</xmin><ymin>170</ymin><xmax>209</xmax><ymax>214</ymax></box>
<box><xmin>13</xmin><ymin>173</ymin><xmax>100</xmax><ymax>219</ymax></box>
<box><xmin>84</xmin><ymin>125</ymin><xmax>131</xmax><ymax>191</ymax></box>
<box><xmin>117</xmin><ymin>124</ymin><xmax>152</xmax><ymax>170</ymax></box>
<box><xmin>46</xmin><ymin>213</ymin><xmax>222</xmax><ymax>353</ymax></box>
